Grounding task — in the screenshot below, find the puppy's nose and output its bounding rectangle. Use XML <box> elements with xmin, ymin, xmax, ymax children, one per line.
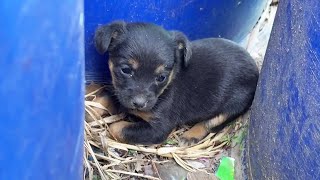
<box><xmin>132</xmin><ymin>96</ymin><xmax>147</xmax><ymax>109</ymax></box>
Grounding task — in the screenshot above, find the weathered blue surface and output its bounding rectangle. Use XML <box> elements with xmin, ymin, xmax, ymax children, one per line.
<box><xmin>249</xmin><ymin>0</ymin><xmax>320</xmax><ymax>179</ymax></box>
<box><xmin>0</xmin><ymin>0</ymin><xmax>84</xmax><ymax>179</ymax></box>
<box><xmin>85</xmin><ymin>0</ymin><xmax>268</xmax><ymax>82</ymax></box>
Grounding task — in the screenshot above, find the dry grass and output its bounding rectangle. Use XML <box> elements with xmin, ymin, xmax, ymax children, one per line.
<box><xmin>84</xmin><ymin>84</ymin><xmax>240</xmax><ymax>180</ymax></box>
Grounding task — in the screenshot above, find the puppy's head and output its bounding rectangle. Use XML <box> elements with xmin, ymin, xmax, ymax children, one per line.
<box><xmin>94</xmin><ymin>21</ymin><xmax>192</xmax><ymax>111</ymax></box>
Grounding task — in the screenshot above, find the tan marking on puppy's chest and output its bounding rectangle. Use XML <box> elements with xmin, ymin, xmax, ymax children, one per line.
<box><xmin>129</xmin><ymin>110</ymin><xmax>154</xmax><ymax>122</ymax></box>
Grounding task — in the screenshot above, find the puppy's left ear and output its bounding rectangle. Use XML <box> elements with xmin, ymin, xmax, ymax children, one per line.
<box><xmin>170</xmin><ymin>31</ymin><xmax>192</xmax><ymax>68</ymax></box>
<box><xmin>94</xmin><ymin>21</ymin><xmax>127</xmax><ymax>54</ymax></box>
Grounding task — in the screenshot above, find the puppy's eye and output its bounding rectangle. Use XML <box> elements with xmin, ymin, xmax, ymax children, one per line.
<box><xmin>156</xmin><ymin>75</ymin><xmax>166</xmax><ymax>83</ymax></box>
<box><xmin>121</xmin><ymin>67</ymin><xmax>133</xmax><ymax>76</ymax></box>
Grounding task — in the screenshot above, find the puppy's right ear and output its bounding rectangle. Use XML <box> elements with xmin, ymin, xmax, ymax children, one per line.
<box><xmin>94</xmin><ymin>21</ymin><xmax>127</xmax><ymax>54</ymax></box>
<box><xmin>170</xmin><ymin>31</ymin><xmax>192</xmax><ymax>68</ymax></box>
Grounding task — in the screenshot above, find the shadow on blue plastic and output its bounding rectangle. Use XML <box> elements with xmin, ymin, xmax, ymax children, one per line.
<box><xmin>0</xmin><ymin>0</ymin><xmax>84</xmax><ymax>179</ymax></box>
<box><xmin>85</xmin><ymin>0</ymin><xmax>268</xmax><ymax>83</ymax></box>
<box><xmin>248</xmin><ymin>0</ymin><xmax>320</xmax><ymax>179</ymax></box>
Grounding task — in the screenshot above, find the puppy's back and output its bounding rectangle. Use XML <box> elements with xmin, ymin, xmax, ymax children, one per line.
<box><xmin>191</xmin><ymin>38</ymin><xmax>257</xmax><ymax>71</ymax></box>
<box><xmin>167</xmin><ymin>38</ymin><xmax>259</xmax><ymax>124</ymax></box>
<box><xmin>188</xmin><ymin>38</ymin><xmax>258</xmax><ymax>87</ymax></box>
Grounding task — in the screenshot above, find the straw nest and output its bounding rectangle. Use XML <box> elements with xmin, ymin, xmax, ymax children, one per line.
<box><xmin>84</xmin><ymin>83</ymin><xmax>244</xmax><ymax>180</ymax></box>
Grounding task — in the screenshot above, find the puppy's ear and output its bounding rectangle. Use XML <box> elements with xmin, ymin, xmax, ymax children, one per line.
<box><xmin>170</xmin><ymin>31</ymin><xmax>192</xmax><ymax>68</ymax></box>
<box><xmin>94</xmin><ymin>21</ymin><xmax>127</xmax><ymax>54</ymax></box>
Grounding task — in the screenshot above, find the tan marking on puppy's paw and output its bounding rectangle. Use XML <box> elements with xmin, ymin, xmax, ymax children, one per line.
<box><xmin>180</xmin><ymin>122</ymin><xmax>209</xmax><ymax>146</ymax></box>
<box><xmin>205</xmin><ymin>114</ymin><xmax>228</xmax><ymax>129</ymax></box>
<box><xmin>109</xmin><ymin>121</ymin><xmax>133</xmax><ymax>143</ymax></box>
<box><xmin>129</xmin><ymin>110</ymin><xmax>154</xmax><ymax>122</ymax></box>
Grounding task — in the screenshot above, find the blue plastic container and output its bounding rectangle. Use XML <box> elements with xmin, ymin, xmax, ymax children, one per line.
<box><xmin>0</xmin><ymin>0</ymin><xmax>84</xmax><ymax>179</ymax></box>
<box><xmin>85</xmin><ymin>0</ymin><xmax>268</xmax><ymax>82</ymax></box>
<box><xmin>248</xmin><ymin>0</ymin><xmax>320</xmax><ymax>179</ymax></box>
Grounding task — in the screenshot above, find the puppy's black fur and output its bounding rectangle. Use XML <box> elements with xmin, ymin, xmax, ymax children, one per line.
<box><xmin>94</xmin><ymin>21</ymin><xmax>259</xmax><ymax>145</ymax></box>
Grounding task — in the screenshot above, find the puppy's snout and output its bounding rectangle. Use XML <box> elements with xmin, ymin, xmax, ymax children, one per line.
<box><xmin>131</xmin><ymin>95</ymin><xmax>147</xmax><ymax>109</ymax></box>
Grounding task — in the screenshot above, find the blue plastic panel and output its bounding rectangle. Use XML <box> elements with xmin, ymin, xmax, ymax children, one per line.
<box><xmin>248</xmin><ymin>0</ymin><xmax>320</xmax><ymax>179</ymax></box>
<box><xmin>0</xmin><ymin>0</ymin><xmax>84</xmax><ymax>179</ymax></box>
<box><xmin>85</xmin><ymin>0</ymin><xmax>268</xmax><ymax>82</ymax></box>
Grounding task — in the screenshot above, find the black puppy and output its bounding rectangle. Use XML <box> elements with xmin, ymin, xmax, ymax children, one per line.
<box><xmin>94</xmin><ymin>21</ymin><xmax>259</xmax><ymax>145</ymax></box>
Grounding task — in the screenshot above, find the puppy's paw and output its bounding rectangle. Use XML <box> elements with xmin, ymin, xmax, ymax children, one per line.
<box><xmin>109</xmin><ymin>121</ymin><xmax>132</xmax><ymax>143</ymax></box>
<box><xmin>180</xmin><ymin>123</ymin><xmax>208</xmax><ymax>146</ymax></box>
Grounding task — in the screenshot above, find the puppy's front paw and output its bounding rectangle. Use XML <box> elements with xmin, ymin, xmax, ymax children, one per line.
<box><xmin>180</xmin><ymin>123</ymin><xmax>209</xmax><ymax>146</ymax></box>
<box><xmin>109</xmin><ymin>121</ymin><xmax>132</xmax><ymax>143</ymax></box>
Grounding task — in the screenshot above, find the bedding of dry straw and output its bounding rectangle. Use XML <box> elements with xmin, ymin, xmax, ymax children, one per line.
<box><xmin>84</xmin><ymin>84</ymin><xmax>243</xmax><ymax>180</ymax></box>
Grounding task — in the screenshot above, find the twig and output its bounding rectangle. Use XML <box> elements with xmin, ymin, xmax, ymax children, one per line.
<box><xmin>105</xmin><ymin>169</ymin><xmax>160</xmax><ymax>180</ymax></box>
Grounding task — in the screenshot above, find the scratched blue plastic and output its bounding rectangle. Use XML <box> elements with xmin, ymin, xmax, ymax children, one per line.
<box><xmin>0</xmin><ymin>0</ymin><xmax>84</xmax><ymax>179</ymax></box>
<box><xmin>84</xmin><ymin>0</ymin><xmax>268</xmax><ymax>82</ymax></box>
<box><xmin>249</xmin><ymin>0</ymin><xmax>320</xmax><ymax>179</ymax></box>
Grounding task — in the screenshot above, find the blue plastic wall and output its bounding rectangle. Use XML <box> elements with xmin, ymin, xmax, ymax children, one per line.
<box><xmin>248</xmin><ymin>0</ymin><xmax>320</xmax><ymax>179</ymax></box>
<box><xmin>85</xmin><ymin>0</ymin><xmax>268</xmax><ymax>82</ymax></box>
<box><xmin>0</xmin><ymin>0</ymin><xmax>84</xmax><ymax>179</ymax></box>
